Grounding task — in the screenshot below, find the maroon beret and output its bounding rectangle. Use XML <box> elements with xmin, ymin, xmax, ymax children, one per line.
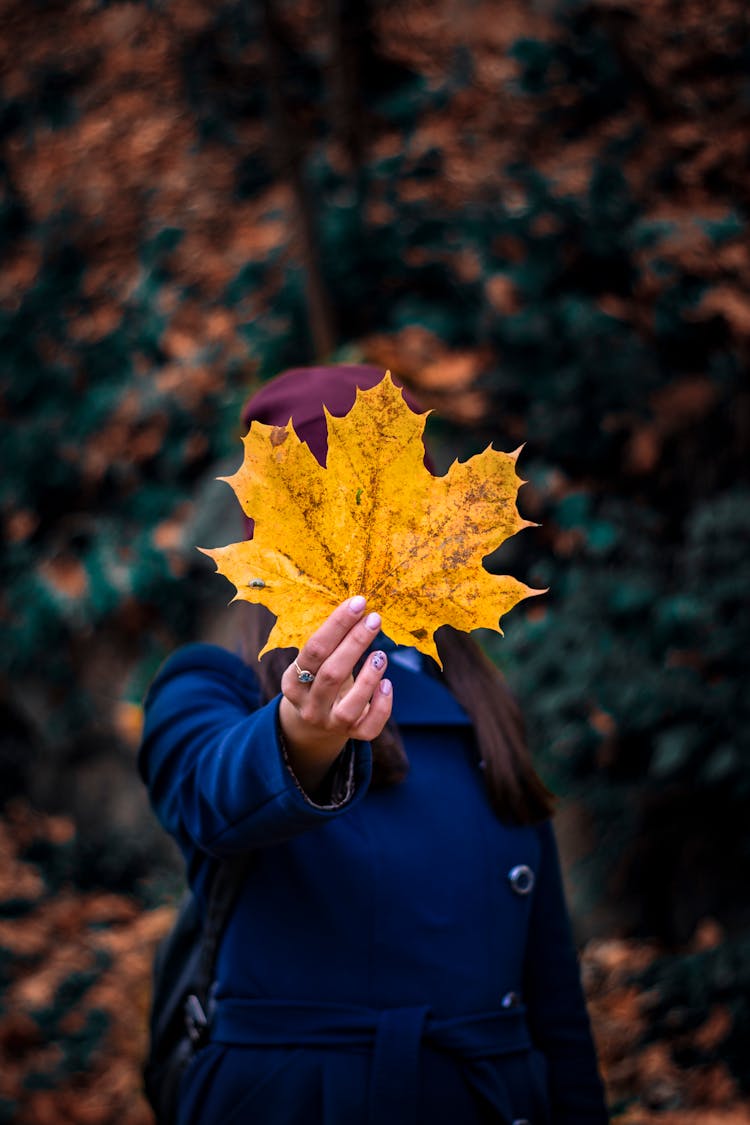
<box><xmin>241</xmin><ymin>364</ymin><xmax>427</xmax><ymax>466</ymax></box>
<box><xmin>238</xmin><ymin>365</ymin><xmax>431</xmax><ymax>537</ymax></box>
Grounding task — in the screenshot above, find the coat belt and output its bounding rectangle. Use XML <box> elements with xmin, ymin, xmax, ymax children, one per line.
<box><xmin>210</xmin><ymin>997</ymin><xmax>533</xmax><ymax>1125</ymax></box>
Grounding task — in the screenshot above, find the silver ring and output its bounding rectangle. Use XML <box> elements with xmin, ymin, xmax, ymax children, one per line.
<box><xmin>293</xmin><ymin>660</ymin><xmax>315</xmax><ymax>685</ymax></box>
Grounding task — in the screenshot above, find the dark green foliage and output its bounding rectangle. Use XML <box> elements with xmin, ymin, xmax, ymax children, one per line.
<box><xmin>0</xmin><ymin>217</ymin><xmax>240</xmax><ymax>756</ymax></box>
<box><xmin>0</xmin><ymin>1101</ymin><xmax>17</xmax><ymax>1125</ymax></box>
<box><xmin>638</xmin><ymin>934</ymin><xmax>750</xmax><ymax>1093</ymax></box>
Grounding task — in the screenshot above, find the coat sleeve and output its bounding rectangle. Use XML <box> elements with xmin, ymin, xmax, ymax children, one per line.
<box><xmin>523</xmin><ymin>819</ymin><xmax>609</xmax><ymax>1124</ymax></box>
<box><xmin>138</xmin><ymin>643</ymin><xmax>372</xmax><ymax>862</ymax></box>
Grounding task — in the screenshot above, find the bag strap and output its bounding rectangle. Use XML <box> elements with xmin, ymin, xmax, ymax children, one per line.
<box><xmin>184</xmin><ymin>853</ymin><xmax>251</xmax><ymax>1047</ymax></box>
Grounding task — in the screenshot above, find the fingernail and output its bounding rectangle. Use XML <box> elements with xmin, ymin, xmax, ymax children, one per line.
<box><xmin>365</xmin><ymin>612</ymin><xmax>381</xmax><ymax>631</ymax></box>
<box><xmin>349</xmin><ymin>595</ymin><xmax>366</xmax><ymax>614</ymax></box>
<box><xmin>379</xmin><ymin>678</ymin><xmax>392</xmax><ymax>696</ymax></box>
<box><xmin>370</xmin><ymin>650</ymin><xmax>386</xmax><ymax>671</ymax></box>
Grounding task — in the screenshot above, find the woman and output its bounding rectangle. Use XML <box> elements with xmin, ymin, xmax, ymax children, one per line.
<box><xmin>139</xmin><ymin>365</ymin><xmax>609</xmax><ymax>1125</ymax></box>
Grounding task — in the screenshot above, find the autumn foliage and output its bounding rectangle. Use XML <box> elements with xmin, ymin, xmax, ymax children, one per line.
<box><xmin>1</xmin><ymin>0</ymin><xmax>749</xmax><ymax>1120</ymax></box>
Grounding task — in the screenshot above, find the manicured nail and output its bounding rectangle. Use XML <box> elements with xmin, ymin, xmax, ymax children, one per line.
<box><xmin>379</xmin><ymin>678</ymin><xmax>392</xmax><ymax>696</ymax></box>
<box><xmin>349</xmin><ymin>595</ymin><xmax>366</xmax><ymax>614</ymax></box>
<box><xmin>370</xmin><ymin>650</ymin><xmax>386</xmax><ymax>671</ymax></box>
<box><xmin>365</xmin><ymin>612</ymin><xmax>381</xmax><ymax>631</ymax></box>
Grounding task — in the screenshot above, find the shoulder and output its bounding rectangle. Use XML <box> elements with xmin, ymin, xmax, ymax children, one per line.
<box><xmin>144</xmin><ymin>643</ymin><xmax>263</xmax><ymax>711</ymax></box>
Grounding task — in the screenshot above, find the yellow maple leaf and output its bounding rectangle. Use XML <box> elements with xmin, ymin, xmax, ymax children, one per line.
<box><xmin>201</xmin><ymin>372</ymin><xmax>542</xmax><ymax>664</ymax></box>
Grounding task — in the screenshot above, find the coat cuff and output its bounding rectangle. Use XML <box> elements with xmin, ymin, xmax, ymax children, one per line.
<box><xmin>277</xmin><ymin>713</ymin><xmax>358</xmax><ymax>810</ymax></box>
<box><xmin>200</xmin><ymin>695</ymin><xmax>372</xmax><ymax>855</ymax></box>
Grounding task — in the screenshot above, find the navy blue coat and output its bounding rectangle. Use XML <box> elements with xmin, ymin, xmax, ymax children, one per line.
<box><xmin>140</xmin><ymin>642</ymin><xmax>609</xmax><ymax>1125</ymax></box>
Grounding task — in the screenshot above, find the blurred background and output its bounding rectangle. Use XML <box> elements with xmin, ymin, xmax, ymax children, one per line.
<box><xmin>1</xmin><ymin>0</ymin><xmax>749</xmax><ymax>1121</ymax></box>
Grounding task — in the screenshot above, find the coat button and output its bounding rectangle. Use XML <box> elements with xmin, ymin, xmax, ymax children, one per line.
<box><xmin>500</xmin><ymin>990</ymin><xmax>521</xmax><ymax>1008</ymax></box>
<box><xmin>508</xmin><ymin>864</ymin><xmax>535</xmax><ymax>895</ymax></box>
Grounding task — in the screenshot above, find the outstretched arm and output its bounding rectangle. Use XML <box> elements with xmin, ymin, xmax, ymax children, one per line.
<box><xmin>139</xmin><ymin>597</ymin><xmax>391</xmax><ymax>863</ymax></box>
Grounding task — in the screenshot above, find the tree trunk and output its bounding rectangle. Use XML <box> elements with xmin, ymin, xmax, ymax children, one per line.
<box><xmin>259</xmin><ymin>0</ymin><xmax>337</xmax><ymax>360</ymax></box>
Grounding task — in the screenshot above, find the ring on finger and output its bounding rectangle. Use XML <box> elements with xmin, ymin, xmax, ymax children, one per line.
<box><xmin>293</xmin><ymin>660</ymin><xmax>316</xmax><ymax>685</ymax></box>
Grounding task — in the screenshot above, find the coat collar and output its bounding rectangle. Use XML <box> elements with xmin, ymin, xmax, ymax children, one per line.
<box><xmin>377</xmin><ymin>637</ymin><xmax>470</xmax><ymax>727</ymax></box>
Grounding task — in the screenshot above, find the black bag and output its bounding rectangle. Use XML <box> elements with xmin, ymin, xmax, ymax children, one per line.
<box><xmin>143</xmin><ymin>856</ymin><xmax>249</xmax><ymax>1124</ymax></box>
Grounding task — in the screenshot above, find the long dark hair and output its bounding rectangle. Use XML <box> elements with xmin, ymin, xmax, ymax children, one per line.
<box><xmin>238</xmin><ymin>604</ymin><xmax>555</xmax><ymax>826</ymax></box>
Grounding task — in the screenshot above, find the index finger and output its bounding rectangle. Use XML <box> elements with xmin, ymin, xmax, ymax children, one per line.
<box><xmin>295</xmin><ymin>595</ymin><xmax>368</xmax><ymax>672</ymax></box>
